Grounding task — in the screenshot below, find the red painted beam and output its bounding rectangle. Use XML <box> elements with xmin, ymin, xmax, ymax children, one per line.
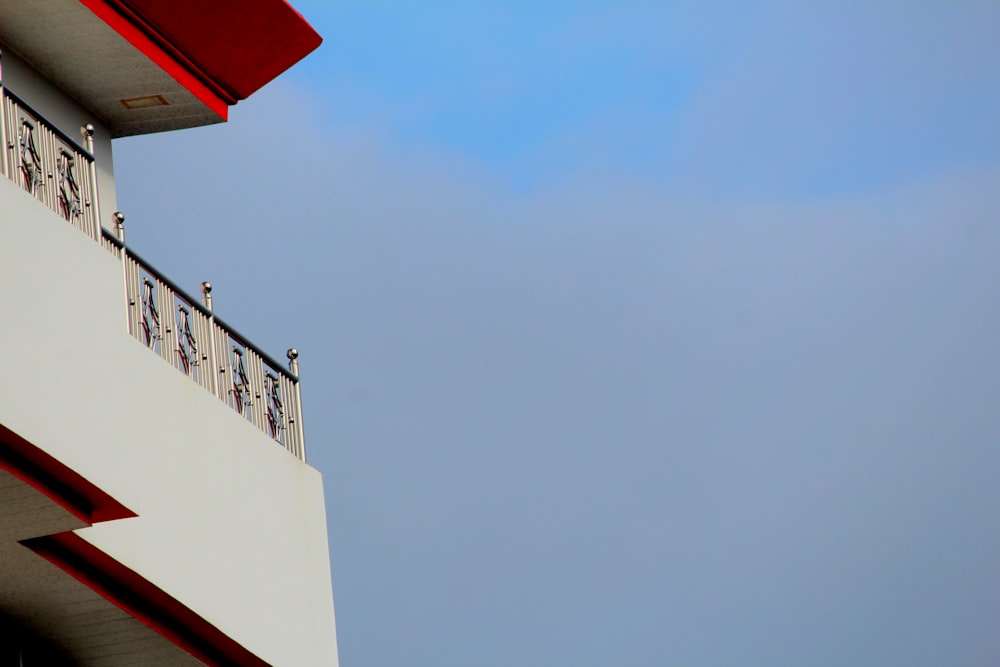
<box><xmin>0</xmin><ymin>423</ymin><xmax>134</xmax><ymax>524</ymax></box>
<box><xmin>23</xmin><ymin>532</ymin><xmax>273</xmax><ymax>667</ymax></box>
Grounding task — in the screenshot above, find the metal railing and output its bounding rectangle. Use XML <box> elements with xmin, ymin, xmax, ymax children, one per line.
<box><xmin>1</xmin><ymin>80</ymin><xmax>307</xmax><ymax>461</ymax></box>
<box><xmin>1</xmin><ymin>85</ymin><xmax>101</xmax><ymax>241</ymax></box>
<box><xmin>102</xmin><ymin>229</ymin><xmax>306</xmax><ymax>460</ymax></box>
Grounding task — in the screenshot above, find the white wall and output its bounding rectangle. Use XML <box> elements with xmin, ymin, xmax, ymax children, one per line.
<box><xmin>0</xmin><ymin>46</ymin><xmax>118</xmax><ymax>227</ymax></box>
<box><xmin>0</xmin><ymin>178</ymin><xmax>339</xmax><ymax>667</ymax></box>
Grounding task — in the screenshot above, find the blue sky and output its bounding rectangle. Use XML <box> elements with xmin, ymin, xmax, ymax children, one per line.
<box><xmin>115</xmin><ymin>3</ymin><xmax>1000</xmax><ymax>665</ymax></box>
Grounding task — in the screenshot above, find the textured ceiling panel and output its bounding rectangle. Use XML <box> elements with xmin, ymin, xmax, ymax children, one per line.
<box><xmin>0</xmin><ymin>0</ymin><xmax>220</xmax><ymax>136</ymax></box>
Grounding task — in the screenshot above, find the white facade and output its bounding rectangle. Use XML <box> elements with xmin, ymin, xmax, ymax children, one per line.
<box><xmin>0</xmin><ymin>5</ymin><xmax>338</xmax><ymax>665</ymax></box>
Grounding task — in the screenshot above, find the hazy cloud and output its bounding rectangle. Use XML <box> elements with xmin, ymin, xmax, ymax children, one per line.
<box><xmin>114</xmin><ymin>5</ymin><xmax>1000</xmax><ymax>663</ymax></box>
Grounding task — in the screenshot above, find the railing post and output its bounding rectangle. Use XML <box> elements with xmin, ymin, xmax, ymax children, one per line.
<box><xmin>113</xmin><ymin>211</ymin><xmax>130</xmax><ymax>331</ymax></box>
<box><xmin>287</xmin><ymin>348</ymin><xmax>306</xmax><ymax>461</ymax></box>
<box><xmin>202</xmin><ymin>281</ymin><xmax>219</xmax><ymax>398</ymax></box>
<box><xmin>0</xmin><ymin>49</ymin><xmax>8</xmax><ymax>180</ymax></box>
<box><xmin>82</xmin><ymin>123</ymin><xmax>101</xmax><ymax>241</ymax></box>
<box><xmin>113</xmin><ymin>210</ymin><xmax>125</xmax><ymax>242</ymax></box>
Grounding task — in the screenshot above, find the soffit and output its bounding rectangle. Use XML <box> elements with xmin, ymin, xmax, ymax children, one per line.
<box><xmin>0</xmin><ymin>469</ymin><xmax>206</xmax><ymax>666</ymax></box>
<box><xmin>0</xmin><ymin>0</ymin><xmax>320</xmax><ymax>138</ymax></box>
<box><xmin>0</xmin><ymin>0</ymin><xmax>219</xmax><ymax>137</ymax></box>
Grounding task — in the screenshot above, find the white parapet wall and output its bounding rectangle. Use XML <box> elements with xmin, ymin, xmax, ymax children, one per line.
<box><xmin>0</xmin><ymin>177</ymin><xmax>339</xmax><ymax>666</ymax></box>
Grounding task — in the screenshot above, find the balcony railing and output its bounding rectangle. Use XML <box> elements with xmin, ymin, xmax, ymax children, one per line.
<box><xmin>1</xmin><ymin>81</ymin><xmax>307</xmax><ymax>461</ymax></box>
<box><xmin>1</xmin><ymin>86</ymin><xmax>101</xmax><ymax>241</ymax></box>
<box><xmin>101</xmin><ymin>230</ymin><xmax>306</xmax><ymax>460</ymax></box>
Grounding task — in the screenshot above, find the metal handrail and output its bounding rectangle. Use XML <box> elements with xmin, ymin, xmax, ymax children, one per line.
<box><xmin>101</xmin><ymin>228</ymin><xmax>300</xmax><ymax>384</ymax></box>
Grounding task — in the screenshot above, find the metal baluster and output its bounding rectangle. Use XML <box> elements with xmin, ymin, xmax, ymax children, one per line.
<box><xmin>175</xmin><ymin>300</ymin><xmax>194</xmax><ymax>380</ymax></box>
<box><xmin>41</xmin><ymin>119</ymin><xmax>53</xmax><ymax>209</ymax></box>
<box><xmin>220</xmin><ymin>330</ymin><xmax>233</xmax><ymax>406</ymax></box>
<box><xmin>5</xmin><ymin>96</ymin><xmax>14</xmax><ymax>184</ymax></box>
<box><xmin>193</xmin><ymin>306</ymin><xmax>210</xmax><ymax>391</ymax></box>
<box><xmin>17</xmin><ymin>115</ymin><xmax>34</xmax><ymax>195</ymax></box>
<box><xmin>245</xmin><ymin>348</ymin><xmax>255</xmax><ymax>421</ymax></box>
<box><xmin>247</xmin><ymin>349</ymin><xmax>263</xmax><ymax>429</ymax></box>
<box><xmin>258</xmin><ymin>359</ymin><xmax>271</xmax><ymax>435</ymax></box>
<box><xmin>238</xmin><ymin>346</ymin><xmax>251</xmax><ymax>421</ymax></box>
<box><xmin>231</xmin><ymin>342</ymin><xmax>250</xmax><ymax>417</ymax></box>
<box><xmin>43</xmin><ymin>121</ymin><xmax>53</xmax><ymax>209</ymax></box>
<box><xmin>157</xmin><ymin>278</ymin><xmax>172</xmax><ymax>362</ymax></box>
<box><xmin>129</xmin><ymin>257</ymin><xmax>142</xmax><ymax>343</ymax></box>
<box><xmin>263</xmin><ymin>369</ymin><xmax>282</xmax><ymax>444</ymax></box>
<box><xmin>161</xmin><ymin>281</ymin><xmax>173</xmax><ymax>361</ymax></box>
<box><xmin>279</xmin><ymin>373</ymin><xmax>295</xmax><ymax>454</ymax></box>
<box><xmin>200</xmin><ymin>312</ymin><xmax>213</xmax><ymax>392</ymax></box>
<box><xmin>256</xmin><ymin>356</ymin><xmax>269</xmax><ymax>432</ymax></box>
<box><xmin>0</xmin><ymin>51</ymin><xmax>8</xmax><ymax>179</ymax></box>
<box><xmin>234</xmin><ymin>344</ymin><xmax>249</xmax><ymax>418</ymax></box>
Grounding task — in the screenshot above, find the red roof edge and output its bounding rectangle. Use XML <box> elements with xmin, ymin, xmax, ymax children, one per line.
<box><xmin>23</xmin><ymin>532</ymin><xmax>273</xmax><ymax>667</ymax></box>
<box><xmin>115</xmin><ymin>0</ymin><xmax>323</xmax><ymax>100</ymax></box>
<box><xmin>0</xmin><ymin>422</ymin><xmax>135</xmax><ymax>525</ymax></box>
<box><xmin>76</xmin><ymin>0</ymin><xmax>231</xmax><ymax>120</ymax></box>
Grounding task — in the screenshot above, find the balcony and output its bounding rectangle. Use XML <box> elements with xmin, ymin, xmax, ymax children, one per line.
<box><xmin>1</xmin><ymin>83</ymin><xmax>307</xmax><ymax>461</ymax></box>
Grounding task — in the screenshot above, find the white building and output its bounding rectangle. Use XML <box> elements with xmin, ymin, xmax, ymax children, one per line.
<box><xmin>0</xmin><ymin>1</ymin><xmax>339</xmax><ymax>664</ymax></box>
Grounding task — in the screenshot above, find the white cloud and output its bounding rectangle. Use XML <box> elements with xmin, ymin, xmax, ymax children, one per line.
<box><xmin>115</xmin><ymin>64</ymin><xmax>1000</xmax><ymax>665</ymax></box>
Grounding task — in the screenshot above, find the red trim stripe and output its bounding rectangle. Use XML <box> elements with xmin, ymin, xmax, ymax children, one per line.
<box><xmin>0</xmin><ymin>423</ymin><xmax>135</xmax><ymax>524</ymax></box>
<box><xmin>23</xmin><ymin>532</ymin><xmax>273</xmax><ymax>667</ymax></box>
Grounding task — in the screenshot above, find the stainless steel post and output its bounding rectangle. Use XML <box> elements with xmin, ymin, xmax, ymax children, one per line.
<box><xmin>0</xmin><ymin>49</ymin><xmax>8</xmax><ymax>180</ymax></box>
<box><xmin>202</xmin><ymin>281</ymin><xmax>219</xmax><ymax>398</ymax></box>
<box><xmin>82</xmin><ymin>123</ymin><xmax>101</xmax><ymax>241</ymax></box>
<box><xmin>287</xmin><ymin>348</ymin><xmax>306</xmax><ymax>461</ymax></box>
<box><xmin>114</xmin><ymin>212</ymin><xmax>129</xmax><ymax>331</ymax></box>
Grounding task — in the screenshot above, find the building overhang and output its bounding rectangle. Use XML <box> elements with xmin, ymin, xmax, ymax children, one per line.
<box><xmin>0</xmin><ymin>0</ymin><xmax>321</xmax><ymax>137</ymax></box>
<box><xmin>0</xmin><ymin>422</ymin><xmax>275</xmax><ymax>666</ymax></box>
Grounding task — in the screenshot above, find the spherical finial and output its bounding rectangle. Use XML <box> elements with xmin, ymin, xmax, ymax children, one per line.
<box><xmin>112</xmin><ymin>211</ymin><xmax>125</xmax><ymax>225</ymax></box>
<box><xmin>82</xmin><ymin>123</ymin><xmax>95</xmax><ymax>137</ymax></box>
<box><xmin>287</xmin><ymin>348</ymin><xmax>299</xmax><ymax>361</ymax></box>
<box><xmin>200</xmin><ymin>281</ymin><xmax>212</xmax><ymax>294</ymax></box>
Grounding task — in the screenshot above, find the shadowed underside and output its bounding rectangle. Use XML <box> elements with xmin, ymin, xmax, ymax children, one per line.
<box><xmin>0</xmin><ymin>424</ymin><xmax>272</xmax><ymax>666</ymax></box>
